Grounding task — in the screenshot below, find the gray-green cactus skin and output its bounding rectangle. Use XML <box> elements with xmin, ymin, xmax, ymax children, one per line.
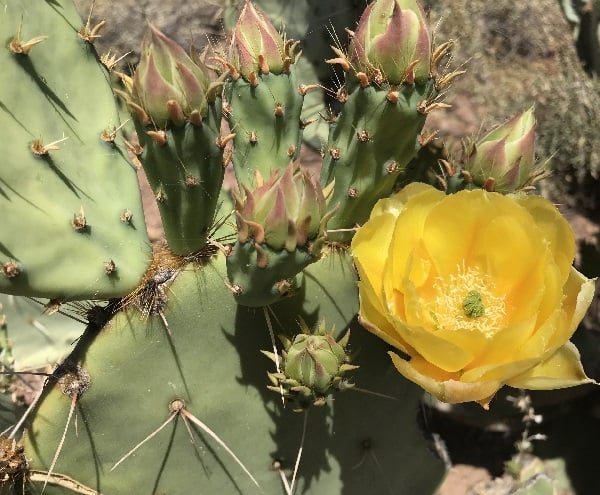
<box><xmin>23</xmin><ymin>253</ymin><xmax>445</xmax><ymax>494</ymax></box>
<box><xmin>132</xmin><ymin>109</ymin><xmax>225</xmax><ymax>255</ymax></box>
<box><xmin>319</xmin><ymin>79</ymin><xmax>437</xmax><ymax>242</ymax></box>
<box><xmin>223</xmin><ymin>70</ymin><xmax>305</xmax><ymax>190</ymax></box>
<box><xmin>0</xmin><ymin>0</ymin><xmax>151</xmax><ymax>300</ymax></box>
<box><xmin>0</xmin><ymin>0</ymin><xmax>464</xmax><ymax>494</ymax></box>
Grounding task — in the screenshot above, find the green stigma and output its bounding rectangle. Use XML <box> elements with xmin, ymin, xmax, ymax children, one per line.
<box><xmin>462</xmin><ymin>290</ymin><xmax>485</xmax><ymax>318</ymax></box>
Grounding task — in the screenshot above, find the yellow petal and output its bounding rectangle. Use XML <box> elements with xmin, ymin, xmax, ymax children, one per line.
<box><xmin>352</xmin><ymin>212</ymin><xmax>395</xmax><ymax>298</ymax></box>
<box><xmin>387</xmin><ymin>247</ymin><xmax>431</xmax><ymax>325</ymax></box>
<box><xmin>533</xmin><ymin>258</ymin><xmax>564</xmax><ymax>331</ymax></box>
<box><xmin>517</xmin><ymin>309</ymin><xmax>567</xmax><ymax>361</ymax></box>
<box><xmin>389</xmin><ymin>352</ymin><xmax>502</xmax><ymax>407</ymax></box>
<box><xmin>562</xmin><ymin>267</ymin><xmax>596</xmax><ymax>336</ymax></box>
<box><xmin>368</xmin><ymin>182</ymin><xmax>433</xmax><ymax>220</ymax></box>
<box><xmin>469</xmin><ymin>314</ymin><xmax>537</xmax><ymax>368</ymax></box>
<box><xmin>388</xmin><ymin>187</ymin><xmax>445</xmax><ymax>293</ymax></box>
<box><xmin>419</xmin><ymin>189</ymin><xmax>497</xmax><ymax>276</ymax></box>
<box><xmin>460</xmin><ymin>355</ymin><xmax>541</xmax><ymax>383</ymax></box>
<box><xmin>514</xmin><ymin>194</ymin><xmax>575</xmax><ymax>284</ymax></box>
<box><xmin>506</xmin><ymin>341</ymin><xmax>595</xmax><ymax>389</ymax></box>
<box><xmin>357</xmin><ymin>285</ymin><xmax>413</xmax><ymax>355</ymax></box>
<box><xmin>472</xmin><ymin>213</ymin><xmax>546</xmax><ymax>312</ymax></box>
<box><xmin>390</xmin><ymin>319</ymin><xmax>474</xmax><ymax>372</ymax></box>
<box><xmin>386</xmin><ymin>182</ymin><xmax>436</xmax><ymax>211</ymax></box>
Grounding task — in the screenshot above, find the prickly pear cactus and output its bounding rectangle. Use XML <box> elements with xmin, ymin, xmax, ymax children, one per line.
<box><xmin>319</xmin><ymin>1</ymin><xmax>460</xmax><ymax>242</ymax></box>
<box><xmin>0</xmin><ymin>0</ymin><xmax>594</xmax><ymax>494</ymax></box>
<box><xmin>114</xmin><ymin>24</ymin><xmax>227</xmax><ymax>255</ymax></box>
<box><xmin>219</xmin><ymin>1</ymin><xmax>305</xmax><ymax>189</ymax></box>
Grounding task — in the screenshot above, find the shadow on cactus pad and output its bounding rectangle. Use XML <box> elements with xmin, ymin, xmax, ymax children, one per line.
<box><xmin>23</xmin><ymin>252</ymin><xmax>445</xmax><ymax>494</ymax></box>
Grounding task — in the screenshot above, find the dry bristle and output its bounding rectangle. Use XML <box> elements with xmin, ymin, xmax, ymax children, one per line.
<box><xmin>0</xmin><ymin>435</ymin><xmax>28</xmax><ymax>483</ymax></box>
<box><xmin>169</xmin><ymin>398</ymin><xmax>186</xmax><ymax>414</ymax></box>
<box><xmin>119</xmin><ymin>243</ymin><xmax>185</xmax><ymax>315</ymax></box>
<box><xmin>2</xmin><ymin>260</ymin><xmax>20</xmax><ymax>278</ymax></box>
<box><xmin>58</xmin><ymin>365</ymin><xmax>91</xmax><ymax>398</ymax></box>
<box><xmin>321</xmin><ymin>242</ymin><xmax>350</xmax><ymax>265</ymax></box>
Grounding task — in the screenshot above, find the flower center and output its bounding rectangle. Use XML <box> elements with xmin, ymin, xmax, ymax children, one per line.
<box><xmin>426</xmin><ymin>264</ymin><xmax>506</xmax><ymax>338</ymax></box>
<box><xmin>462</xmin><ymin>290</ymin><xmax>485</xmax><ymax>318</ymax></box>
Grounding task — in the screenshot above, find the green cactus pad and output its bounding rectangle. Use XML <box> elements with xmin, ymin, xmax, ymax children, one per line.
<box><xmin>24</xmin><ymin>252</ymin><xmax>446</xmax><ymax>494</ymax></box>
<box><xmin>0</xmin><ymin>0</ymin><xmax>151</xmax><ymax>300</ymax></box>
<box><xmin>134</xmin><ymin>105</ymin><xmax>224</xmax><ymax>255</ymax></box>
<box><xmin>224</xmin><ymin>71</ymin><xmax>304</xmax><ymax>189</ymax></box>
<box><xmin>225</xmin><ymin>239</ymin><xmax>316</xmax><ymax>307</ymax></box>
<box><xmin>320</xmin><ymin>80</ymin><xmax>436</xmax><ymax>243</ymax></box>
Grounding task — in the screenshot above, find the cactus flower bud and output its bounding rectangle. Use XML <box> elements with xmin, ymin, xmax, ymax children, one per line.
<box><xmin>465</xmin><ymin>108</ymin><xmax>539</xmax><ymax>193</ymax></box>
<box><xmin>227</xmin><ymin>0</ymin><xmax>298</xmax><ymax>81</ymax></box>
<box><xmin>348</xmin><ymin>0</ymin><xmax>431</xmax><ymax>85</ymax></box>
<box><xmin>132</xmin><ymin>24</ymin><xmax>213</xmax><ymax>126</ymax></box>
<box><xmin>234</xmin><ymin>162</ymin><xmax>332</xmax><ymax>252</ymax></box>
<box><xmin>264</xmin><ymin>321</ymin><xmax>357</xmax><ymax>410</ymax></box>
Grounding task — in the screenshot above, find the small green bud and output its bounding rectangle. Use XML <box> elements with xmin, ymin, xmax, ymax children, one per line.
<box><xmin>234</xmin><ymin>162</ymin><xmax>333</xmax><ymax>252</ymax></box>
<box><xmin>227</xmin><ymin>0</ymin><xmax>299</xmax><ymax>82</ymax></box>
<box><xmin>263</xmin><ymin>321</ymin><xmax>357</xmax><ymax>410</ymax></box>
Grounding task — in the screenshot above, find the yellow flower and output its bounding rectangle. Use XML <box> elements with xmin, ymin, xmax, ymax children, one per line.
<box><xmin>351</xmin><ymin>183</ymin><xmax>596</xmax><ymax>408</ymax></box>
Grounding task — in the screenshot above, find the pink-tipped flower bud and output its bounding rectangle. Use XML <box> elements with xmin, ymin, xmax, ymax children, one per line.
<box><xmin>465</xmin><ymin>108</ymin><xmax>540</xmax><ymax>193</ymax></box>
<box><xmin>132</xmin><ymin>24</ymin><xmax>212</xmax><ymax>126</ymax></box>
<box><xmin>235</xmin><ymin>162</ymin><xmax>331</xmax><ymax>252</ymax></box>
<box><xmin>227</xmin><ymin>0</ymin><xmax>298</xmax><ymax>81</ymax></box>
<box><xmin>349</xmin><ymin>0</ymin><xmax>431</xmax><ymax>85</ymax></box>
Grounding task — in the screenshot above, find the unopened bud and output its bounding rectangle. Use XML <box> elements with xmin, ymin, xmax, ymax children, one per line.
<box><xmin>349</xmin><ymin>0</ymin><xmax>431</xmax><ymax>85</ymax></box>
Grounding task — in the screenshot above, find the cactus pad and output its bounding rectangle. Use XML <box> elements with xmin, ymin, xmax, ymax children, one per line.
<box><xmin>0</xmin><ymin>0</ymin><xmax>151</xmax><ymax>300</ymax></box>
<box><xmin>24</xmin><ymin>252</ymin><xmax>446</xmax><ymax>494</ymax></box>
